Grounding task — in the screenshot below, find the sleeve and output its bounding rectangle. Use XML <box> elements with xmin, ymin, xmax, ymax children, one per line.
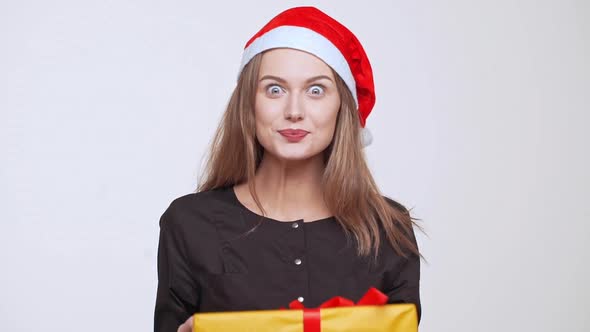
<box><xmin>384</xmin><ymin>226</ymin><xmax>422</xmax><ymax>323</ymax></box>
<box><xmin>154</xmin><ymin>204</ymin><xmax>199</xmax><ymax>332</ymax></box>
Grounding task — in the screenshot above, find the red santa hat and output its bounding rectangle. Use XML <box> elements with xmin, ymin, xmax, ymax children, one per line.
<box><xmin>238</xmin><ymin>6</ymin><xmax>375</xmax><ymax>147</ymax></box>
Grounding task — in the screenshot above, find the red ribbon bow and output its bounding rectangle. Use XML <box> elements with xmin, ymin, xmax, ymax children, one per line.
<box><xmin>287</xmin><ymin>287</ymin><xmax>389</xmax><ymax>332</ymax></box>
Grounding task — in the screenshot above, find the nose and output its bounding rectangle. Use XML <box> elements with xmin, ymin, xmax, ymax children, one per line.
<box><xmin>284</xmin><ymin>93</ymin><xmax>304</xmax><ymax>122</ymax></box>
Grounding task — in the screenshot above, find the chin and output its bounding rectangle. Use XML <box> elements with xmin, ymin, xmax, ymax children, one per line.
<box><xmin>269</xmin><ymin>144</ymin><xmax>321</xmax><ymax>161</ymax></box>
<box><xmin>275</xmin><ymin>151</ymin><xmax>316</xmax><ymax>161</ymax></box>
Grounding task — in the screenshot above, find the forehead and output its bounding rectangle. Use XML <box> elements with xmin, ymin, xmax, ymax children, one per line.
<box><xmin>258</xmin><ymin>48</ymin><xmax>334</xmax><ymax>80</ymax></box>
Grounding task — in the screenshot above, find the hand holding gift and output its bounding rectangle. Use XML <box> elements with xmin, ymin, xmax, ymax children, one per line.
<box><xmin>177</xmin><ymin>316</ymin><xmax>193</xmax><ymax>332</ymax></box>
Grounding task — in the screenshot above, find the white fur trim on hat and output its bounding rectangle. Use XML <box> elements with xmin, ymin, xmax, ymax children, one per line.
<box><xmin>360</xmin><ymin>127</ymin><xmax>373</xmax><ymax>147</ymax></box>
<box><xmin>238</xmin><ymin>25</ymin><xmax>358</xmax><ymax>109</ymax></box>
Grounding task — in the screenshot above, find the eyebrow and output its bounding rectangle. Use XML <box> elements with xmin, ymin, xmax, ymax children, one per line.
<box><xmin>258</xmin><ymin>74</ymin><xmax>334</xmax><ymax>84</ymax></box>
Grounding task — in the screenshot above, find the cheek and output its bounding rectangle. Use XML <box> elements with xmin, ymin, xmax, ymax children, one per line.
<box><xmin>318</xmin><ymin>116</ymin><xmax>338</xmax><ymax>144</ymax></box>
<box><xmin>314</xmin><ymin>101</ymin><xmax>340</xmax><ymax>137</ymax></box>
<box><xmin>254</xmin><ymin>100</ymin><xmax>278</xmax><ymax>140</ymax></box>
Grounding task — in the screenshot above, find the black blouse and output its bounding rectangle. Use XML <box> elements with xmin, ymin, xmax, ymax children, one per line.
<box><xmin>154</xmin><ymin>186</ymin><xmax>421</xmax><ymax>331</ymax></box>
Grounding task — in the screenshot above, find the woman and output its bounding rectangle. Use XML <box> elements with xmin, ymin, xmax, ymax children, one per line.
<box><xmin>154</xmin><ymin>6</ymin><xmax>422</xmax><ymax>332</ymax></box>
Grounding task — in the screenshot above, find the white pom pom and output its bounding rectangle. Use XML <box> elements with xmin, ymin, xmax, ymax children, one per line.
<box><xmin>360</xmin><ymin>127</ymin><xmax>373</xmax><ymax>147</ymax></box>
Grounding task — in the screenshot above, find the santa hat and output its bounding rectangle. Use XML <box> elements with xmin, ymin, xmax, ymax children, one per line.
<box><xmin>237</xmin><ymin>6</ymin><xmax>375</xmax><ymax>147</ymax></box>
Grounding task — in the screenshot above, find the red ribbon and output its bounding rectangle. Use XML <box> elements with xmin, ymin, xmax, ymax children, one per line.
<box><xmin>287</xmin><ymin>287</ymin><xmax>389</xmax><ymax>332</ymax></box>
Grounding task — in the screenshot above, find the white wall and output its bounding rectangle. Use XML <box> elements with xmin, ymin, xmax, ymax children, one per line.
<box><xmin>1</xmin><ymin>1</ymin><xmax>588</xmax><ymax>331</ymax></box>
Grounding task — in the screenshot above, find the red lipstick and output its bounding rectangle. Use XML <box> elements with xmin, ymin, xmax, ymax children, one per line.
<box><xmin>278</xmin><ymin>129</ymin><xmax>309</xmax><ymax>142</ymax></box>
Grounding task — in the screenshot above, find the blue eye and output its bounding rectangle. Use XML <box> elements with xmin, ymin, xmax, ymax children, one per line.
<box><xmin>308</xmin><ymin>85</ymin><xmax>325</xmax><ymax>96</ymax></box>
<box><xmin>266</xmin><ymin>84</ymin><xmax>283</xmax><ymax>96</ymax></box>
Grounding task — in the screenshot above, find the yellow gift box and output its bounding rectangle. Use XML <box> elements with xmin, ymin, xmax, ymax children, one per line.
<box><xmin>192</xmin><ymin>288</ymin><xmax>418</xmax><ymax>332</ymax></box>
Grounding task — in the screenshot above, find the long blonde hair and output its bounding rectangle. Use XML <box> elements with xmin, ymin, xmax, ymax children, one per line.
<box><xmin>197</xmin><ymin>53</ymin><xmax>421</xmax><ymax>258</ymax></box>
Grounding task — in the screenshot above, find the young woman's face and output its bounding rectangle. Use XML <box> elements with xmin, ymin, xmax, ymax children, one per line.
<box><xmin>254</xmin><ymin>48</ymin><xmax>341</xmax><ymax>162</ymax></box>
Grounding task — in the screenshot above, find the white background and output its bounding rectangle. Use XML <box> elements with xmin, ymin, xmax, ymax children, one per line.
<box><xmin>1</xmin><ymin>1</ymin><xmax>588</xmax><ymax>331</ymax></box>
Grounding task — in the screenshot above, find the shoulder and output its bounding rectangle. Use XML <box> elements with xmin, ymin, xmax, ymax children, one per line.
<box><xmin>159</xmin><ymin>187</ymin><xmax>230</xmax><ymax>229</ymax></box>
<box><xmin>380</xmin><ymin>194</ymin><xmax>418</xmax><ymax>245</ymax></box>
<box><xmin>381</xmin><ymin>195</ymin><xmax>410</xmax><ymax>215</ymax></box>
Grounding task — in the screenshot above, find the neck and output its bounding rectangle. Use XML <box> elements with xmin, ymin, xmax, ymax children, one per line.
<box><xmin>237</xmin><ymin>152</ymin><xmax>331</xmax><ymax>221</ymax></box>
